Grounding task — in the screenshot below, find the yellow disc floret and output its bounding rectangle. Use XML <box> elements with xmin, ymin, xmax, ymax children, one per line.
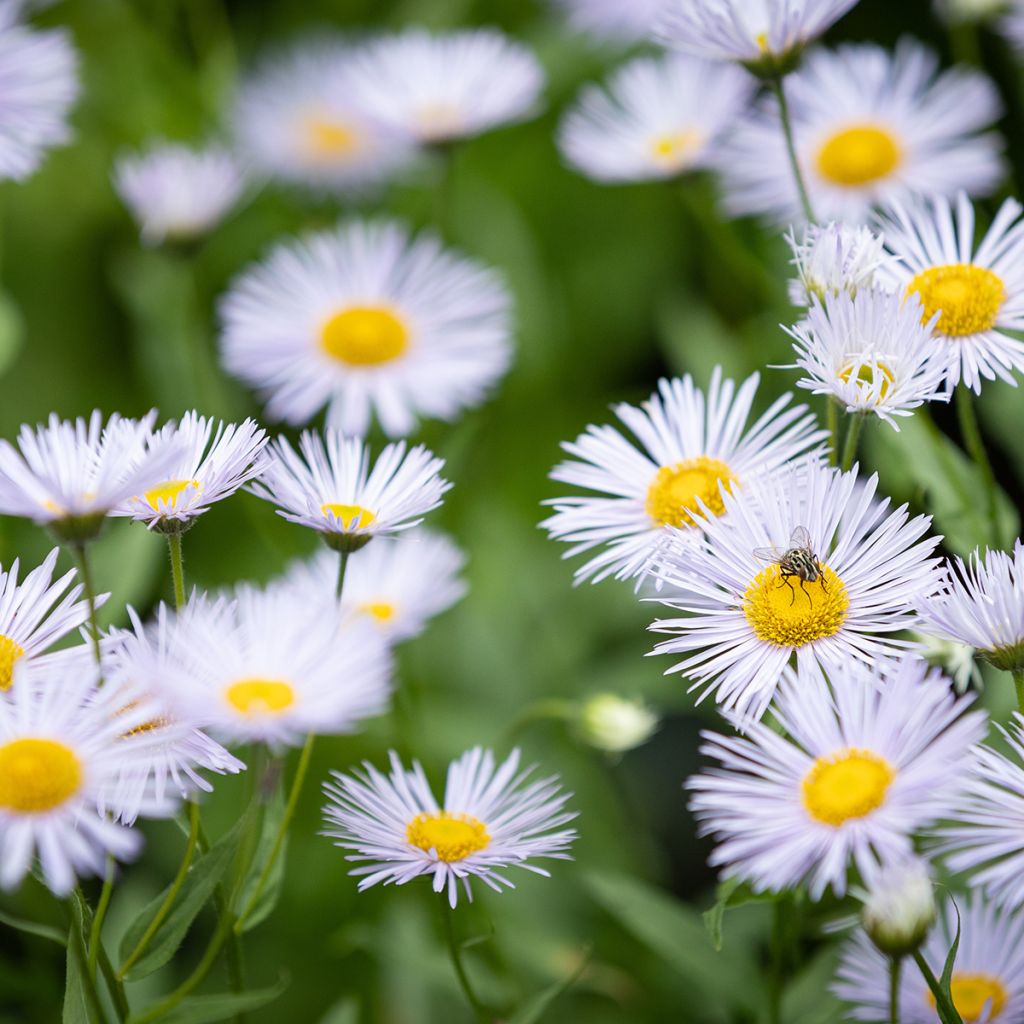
<box><xmin>744</xmin><ymin>564</ymin><xmax>849</xmax><ymax>647</ymax></box>
<box><xmin>907</xmin><ymin>264</ymin><xmax>1005</xmax><ymax>337</ymax></box>
<box><xmin>406</xmin><ymin>811</ymin><xmax>491</xmax><ymax>862</ymax></box>
<box><xmin>926</xmin><ymin>973</ymin><xmax>1009</xmax><ymax>1021</ymax></box>
<box><xmin>802</xmin><ymin>748</ymin><xmax>895</xmax><ymax>827</ymax></box>
<box><xmin>303</xmin><ymin>116</ymin><xmax>360</xmax><ymax>159</ymax></box>
<box><xmin>816</xmin><ymin>125</ymin><xmax>902</xmax><ymax>187</ymax></box>
<box><xmin>144</xmin><ymin>479</ymin><xmax>200</xmax><ymax>511</ymax></box>
<box><xmin>649</xmin><ymin>131</ymin><xmax>700</xmax><ymax>169</ymax></box>
<box><xmin>645</xmin><ymin>457</ymin><xmax>739</xmax><ymax>529</ymax></box>
<box><xmin>838</xmin><ymin>360</ymin><xmax>895</xmax><ymax>403</ymax></box>
<box><xmin>0</xmin><ymin>634</ymin><xmax>25</xmax><ymax>692</ymax></box>
<box><xmin>321</xmin><ymin>306</ymin><xmax>409</xmax><ymax>366</ymax></box>
<box><xmin>224</xmin><ymin>678</ymin><xmax>295</xmax><ymax>717</ymax></box>
<box><xmin>0</xmin><ymin>738</ymin><xmax>82</xmax><ymax>813</ymax></box>
<box><xmin>320</xmin><ymin>503</ymin><xmax>376</xmax><ymax>531</ymax></box>
<box><xmin>360</xmin><ymin>601</ymin><xmax>396</xmax><ymax>623</ymax></box>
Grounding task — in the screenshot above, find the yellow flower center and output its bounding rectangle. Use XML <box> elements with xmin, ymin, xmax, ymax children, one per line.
<box><xmin>360</xmin><ymin>601</ymin><xmax>396</xmax><ymax>624</ymax></box>
<box><xmin>743</xmin><ymin>564</ymin><xmax>849</xmax><ymax>648</ymax></box>
<box><xmin>415</xmin><ymin>103</ymin><xmax>463</xmax><ymax>138</ymax></box>
<box><xmin>320</xmin><ymin>306</ymin><xmax>409</xmax><ymax>367</ymax></box>
<box><xmin>320</xmin><ymin>504</ymin><xmax>376</xmax><ymax>531</ymax></box>
<box><xmin>816</xmin><ymin>125</ymin><xmax>902</xmax><ymax>187</ymax></box>
<box><xmin>907</xmin><ymin>264</ymin><xmax>1006</xmax><ymax>338</ymax></box>
<box><xmin>144</xmin><ymin>479</ymin><xmax>199</xmax><ymax>511</ymax></box>
<box><xmin>0</xmin><ymin>738</ymin><xmax>82</xmax><ymax>813</ymax></box>
<box><xmin>303</xmin><ymin>115</ymin><xmax>360</xmax><ymax>159</ymax></box>
<box><xmin>645</xmin><ymin>457</ymin><xmax>738</xmax><ymax>529</ymax></box>
<box><xmin>649</xmin><ymin>131</ymin><xmax>700</xmax><ymax>168</ymax></box>
<box><xmin>406</xmin><ymin>811</ymin><xmax>491</xmax><ymax>862</ymax></box>
<box><xmin>224</xmin><ymin>678</ymin><xmax>295</xmax><ymax>717</ymax></box>
<box><xmin>927</xmin><ymin>973</ymin><xmax>1009</xmax><ymax>1021</ymax></box>
<box><xmin>802</xmin><ymin>748</ymin><xmax>894</xmax><ymax>826</ymax></box>
<box><xmin>0</xmin><ymin>634</ymin><xmax>25</xmax><ymax>692</ymax></box>
<box><xmin>838</xmin><ymin>360</ymin><xmax>895</xmax><ymax>403</ymax></box>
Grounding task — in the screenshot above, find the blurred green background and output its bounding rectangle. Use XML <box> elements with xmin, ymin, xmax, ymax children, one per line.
<box><xmin>1</xmin><ymin>0</ymin><xmax>1023</xmax><ymax>1021</ymax></box>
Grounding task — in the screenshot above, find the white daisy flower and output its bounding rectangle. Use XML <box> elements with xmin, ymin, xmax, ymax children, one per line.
<box><xmin>344</xmin><ymin>28</ymin><xmax>544</xmax><ymax>144</ymax></box>
<box><xmin>113</xmin><ymin>412</ymin><xmax>269</xmax><ymax>533</ymax></box>
<box><xmin>0</xmin><ymin>663</ymin><xmax>171</xmax><ymax>895</ymax></box>
<box><xmin>783</xmin><ymin>288</ymin><xmax>949</xmax><ymax>429</ymax></box>
<box><xmin>878</xmin><ymin>193</ymin><xmax>1024</xmax><ymax>394</ymax></box>
<box><xmin>688</xmin><ymin>658</ymin><xmax>985</xmax><ymax>899</ymax></box>
<box><xmin>542</xmin><ymin>369</ymin><xmax>826</xmax><ymax>585</ymax></box>
<box><xmin>233</xmin><ymin>38</ymin><xmax>413</xmax><ymax>194</ymax></box>
<box><xmin>155</xmin><ymin>584</ymin><xmax>392</xmax><ymax>749</ymax></box>
<box><xmin>113</xmin><ymin>142</ymin><xmax>247</xmax><ymax>246</ymax></box>
<box><xmin>322</xmin><ymin>747</ymin><xmax>577</xmax><ymax>907</ymax></box>
<box><xmin>549</xmin><ymin>0</ymin><xmax>669</xmax><ymax>43</ymax></box>
<box><xmin>252</xmin><ymin>431</ymin><xmax>450</xmax><ymax>553</ymax></box>
<box><xmin>283</xmin><ymin>528</ymin><xmax>467</xmax><ymax>643</ymax></box>
<box><xmin>657</xmin><ymin>0</ymin><xmax>859</xmax><ymax>69</ymax></box>
<box><xmin>0</xmin><ymin>1</ymin><xmax>78</xmax><ymax>182</ymax></box>
<box><xmin>0</xmin><ymin>410</ymin><xmax>182</xmax><ymax>542</ymax></box>
<box><xmin>99</xmin><ymin>605</ymin><xmax>245</xmax><ymax>826</ymax></box>
<box><xmin>558</xmin><ymin>54</ymin><xmax>751</xmax><ymax>184</ymax></box>
<box><xmin>218</xmin><ymin>218</ymin><xmax>513</xmax><ymax>438</ymax></box>
<box><xmin>650</xmin><ymin>462</ymin><xmax>942</xmax><ymax>722</ymax></box>
<box><xmin>835</xmin><ymin>895</ymin><xmax>1024</xmax><ymax>1023</ymax></box>
<box><xmin>717</xmin><ymin>41</ymin><xmax>1004</xmax><ymax>225</ymax></box>
<box><xmin>786</xmin><ymin>221</ymin><xmax>894</xmax><ymax>305</ymax></box>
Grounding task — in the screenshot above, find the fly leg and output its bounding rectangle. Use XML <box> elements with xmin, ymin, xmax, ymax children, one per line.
<box><xmin>799</xmin><ymin>578</ymin><xmax>813</xmax><ymax>608</ymax></box>
<box><xmin>780</xmin><ymin>572</ymin><xmax>797</xmax><ymax>606</ymax></box>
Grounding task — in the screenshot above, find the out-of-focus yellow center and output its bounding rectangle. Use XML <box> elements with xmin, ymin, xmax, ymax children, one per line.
<box><xmin>321</xmin><ymin>306</ymin><xmax>409</xmax><ymax>366</ymax></box>
<box><xmin>802</xmin><ymin>748</ymin><xmax>894</xmax><ymax>826</ymax></box>
<box><xmin>926</xmin><ymin>972</ymin><xmax>1009</xmax><ymax>1021</ymax></box>
<box><xmin>0</xmin><ymin>635</ymin><xmax>25</xmax><ymax>692</ymax></box>
<box><xmin>649</xmin><ymin>131</ymin><xmax>700</xmax><ymax>168</ymax></box>
<box><xmin>406</xmin><ymin>811</ymin><xmax>490</xmax><ymax>862</ymax></box>
<box><xmin>303</xmin><ymin>116</ymin><xmax>360</xmax><ymax>158</ymax></box>
<box><xmin>360</xmin><ymin>601</ymin><xmax>396</xmax><ymax>624</ymax></box>
<box><xmin>320</xmin><ymin>504</ymin><xmax>376</xmax><ymax>531</ymax></box>
<box><xmin>816</xmin><ymin>125</ymin><xmax>902</xmax><ymax>186</ymax></box>
<box><xmin>838</xmin><ymin>360</ymin><xmax>895</xmax><ymax>403</ymax></box>
<box><xmin>224</xmin><ymin>678</ymin><xmax>295</xmax><ymax>717</ymax></box>
<box><xmin>0</xmin><ymin>738</ymin><xmax>82</xmax><ymax>813</ymax></box>
<box><xmin>144</xmin><ymin>479</ymin><xmax>199</xmax><ymax>511</ymax></box>
<box><xmin>907</xmin><ymin>264</ymin><xmax>1006</xmax><ymax>337</ymax></box>
<box><xmin>645</xmin><ymin>457</ymin><xmax>738</xmax><ymax>529</ymax></box>
<box><xmin>743</xmin><ymin>564</ymin><xmax>848</xmax><ymax>647</ymax></box>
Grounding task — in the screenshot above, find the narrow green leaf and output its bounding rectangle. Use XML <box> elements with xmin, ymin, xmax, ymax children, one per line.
<box><xmin>63</xmin><ymin>896</ymin><xmax>89</xmax><ymax>1024</ymax></box>
<box><xmin>154</xmin><ymin>977</ymin><xmax>288</xmax><ymax>1024</ymax></box>
<box><xmin>0</xmin><ymin>906</ymin><xmax>67</xmax><ymax>947</ymax></box>
<box><xmin>702</xmin><ymin>877</ymin><xmax>779</xmax><ymax>952</ymax></box>
<box><xmin>235</xmin><ymin>785</ymin><xmax>287</xmax><ymax>934</ymax></box>
<box><xmin>936</xmin><ymin>903</ymin><xmax>964</xmax><ymax>1024</ymax></box>
<box><xmin>506</xmin><ymin>947</ymin><xmax>591</xmax><ymax>1024</ymax></box>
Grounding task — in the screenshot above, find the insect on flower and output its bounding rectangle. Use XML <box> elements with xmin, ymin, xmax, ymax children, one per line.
<box><xmin>753</xmin><ymin>525</ymin><xmax>828</xmax><ymax>607</ymax></box>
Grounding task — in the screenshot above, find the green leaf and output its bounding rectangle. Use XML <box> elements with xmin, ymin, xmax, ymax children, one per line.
<box><xmin>0</xmin><ymin>907</ymin><xmax>66</xmax><ymax>947</ymax></box>
<box><xmin>154</xmin><ymin>977</ymin><xmax>288</xmax><ymax>1024</ymax></box>
<box><xmin>505</xmin><ymin>947</ymin><xmax>591</xmax><ymax>1024</ymax></box>
<box><xmin>702</xmin><ymin>877</ymin><xmax>780</xmax><ymax>952</ymax></box>
<box><xmin>913</xmin><ymin>905</ymin><xmax>963</xmax><ymax>1024</ymax></box>
<box><xmin>584</xmin><ymin>870</ymin><xmax>762</xmax><ymax>1014</ymax></box>
<box><xmin>316</xmin><ymin>998</ymin><xmax>359</xmax><ymax>1024</ymax></box>
<box><xmin>235</xmin><ymin>784</ymin><xmax>288</xmax><ymax>934</ymax></box>
<box><xmin>0</xmin><ymin>291</ymin><xmax>26</xmax><ymax>381</ymax></box>
<box><xmin>62</xmin><ymin>894</ymin><xmax>89</xmax><ymax>1024</ymax></box>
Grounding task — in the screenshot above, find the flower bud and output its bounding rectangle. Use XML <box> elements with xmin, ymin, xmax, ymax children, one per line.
<box><xmin>578</xmin><ymin>694</ymin><xmax>658</xmax><ymax>754</ymax></box>
<box><xmin>861</xmin><ymin>858</ymin><xmax>937</xmax><ymax>958</ymax></box>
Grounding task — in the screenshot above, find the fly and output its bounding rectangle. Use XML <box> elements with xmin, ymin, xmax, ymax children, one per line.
<box><xmin>753</xmin><ymin>526</ymin><xmax>828</xmax><ymax>607</ymax></box>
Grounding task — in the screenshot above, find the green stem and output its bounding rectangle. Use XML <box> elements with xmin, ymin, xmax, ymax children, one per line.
<box><xmin>956</xmin><ymin>387</ymin><xmax>1001</xmax><ymax>546</ymax></box>
<box><xmin>948</xmin><ymin>20</ymin><xmax>981</xmax><ymax>66</ymax></box>
<box><xmin>840</xmin><ymin>414</ymin><xmax>865</xmax><ymax>472</ymax></box>
<box><xmin>98</xmin><ymin>941</ymin><xmax>130</xmax><ymax>1022</ymax></box>
<box><xmin>71</xmin><ymin>543</ymin><xmax>103</xmax><ymax>669</ymax></box>
<box><xmin>70</xmin><ymin>890</ymin><xmax>106</xmax><ymax>1024</ymax></box>
<box><xmin>770</xmin><ymin>76</ymin><xmax>815</xmax><ymax>223</ymax></box>
<box><xmin>336</xmin><ymin>549</ymin><xmax>350</xmax><ymax>599</ymax></box>
<box><xmin>1013</xmin><ymin>669</ymin><xmax>1024</xmax><ymax>717</ymax></box>
<box><xmin>439</xmin><ymin>897</ymin><xmax>490</xmax><ymax>1024</ymax></box>
<box><xmin>890</xmin><ymin>955</ymin><xmax>902</xmax><ymax>1024</ymax></box>
<box><xmin>167</xmin><ymin>532</ymin><xmax>187</xmax><ymax>610</ymax></box>
<box><xmin>911</xmin><ymin>949</ymin><xmax>963</xmax><ymax>1022</ymax></box>
<box><xmin>195</xmin><ymin>820</ymin><xmax>246</xmax><ymax>999</ymax></box>
<box><xmin>118</xmin><ymin>801</ymin><xmax>200</xmax><ymax>979</ymax></box>
<box><xmin>500</xmin><ymin>699</ymin><xmax>576</xmax><ymax>748</ymax></box>
<box><xmin>233</xmin><ymin>734</ymin><xmax>316</xmax><ymax>934</ymax></box>
<box><xmin>87</xmin><ymin>857</ymin><xmax>115</xmax><ymax>981</ymax></box>
<box><xmin>827</xmin><ymin>399</ymin><xmax>839</xmax><ymax>468</ymax></box>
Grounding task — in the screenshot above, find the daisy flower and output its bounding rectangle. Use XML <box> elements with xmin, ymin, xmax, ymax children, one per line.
<box><xmin>0</xmin><ymin>664</ymin><xmax>171</xmax><ymax>895</ymax></box>
<box><xmin>688</xmin><ymin>658</ymin><xmax>985</xmax><ymax>899</ymax></box>
<box><xmin>155</xmin><ymin>584</ymin><xmax>392</xmax><ymax>749</ymax></box>
<box><xmin>99</xmin><ymin>605</ymin><xmax>245</xmax><ymax>826</ymax></box>
<box><xmin>650</xmin><ymin>462</ymin><xmax>942</xmax><ymax>722</ymax></box>
<box><xmin>252</xmin><ymin>431</ymin><xmax>449</xmax><ymax>553</ymax></box>
<box><xmin>786</xmin><ymin>221</ymin><xmax>893</xmax><ymax>305</ymax></box>
<box><xmin>558</xmin><ymin>54</ymin><xmax>751</xmax><ymax>184</ymax></box>
<box><xmin>283</xmin><ymin>528</ymin><xmax>467</xmax><ymax>643</ymax></box>
<box><xmin>0</xmin><ymin>410</ymin><xmax>182</xmax><ymax>542</ymax></box>
<box><xmin>113</xmin><ymin>412</ymin><xmax>269</xmax><ymax>533</ymax></box>
<box><xmin>549</xmin><ymin>0</ymin><xmax>669</xmax><ymax>43</ymax></box>
<box><xmin>113</xmin><ymin>142</ymin><xmax>247</xmax><ymax>246</ymax></box>
<box><xmin>542</xmin><ymin>368</ymin><xmax>826</xmax><ymax>585</ymax></box>
<box><xmin>717</xmin><ymin>41</ymin><xmax>1004</xmax><ymax>225</ymax></box>
<box><xmin>218</xmin><ymin>218</ymin><xmax>513</xmax><ymax>437</ymax></box>
<box><xmin>322</xmin><ymin>747</ymin><xmax>577</xmax><ymax>907</ymax></box>
<box><xmin>783</xmin><ymin>287</ymin><xmax>949</xmax><ymax>429</ymax></box>
<box><xmin>878</xmin><ymin>193</ymin><xmax>1024</xmax><ymax>393</ymax></box>
<box><xmin>232</xmin><ymin>38</ymin><xmax>412</xmax><ymax>194</ymax></box>
<box><xmin>344</xmin><ymin>28</ymin><xmax>544</xmax><ymax>144</ymax></box>
<box><xmin>657</xmin><ymin>0</ymin><xmax>859</xmax><ymax>70</ymax></box>
<box><xmin>835</xmin><ymin>895</ymin><xmax>1024</xmax><ymax>1022</ymax></box>
<box><xmin>0</xmin><ymin>1</ymin><xmax>78</xmax><ymax>182</ymax></box>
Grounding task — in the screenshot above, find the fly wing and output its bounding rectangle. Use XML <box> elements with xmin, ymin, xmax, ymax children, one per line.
<box><xmin>752</xmin><ymin>544</ymin><xmax>785</xmax><ymax>564</ymax></box>
<box><xmin>789</xmin><ymin>525</ymin><xmax>814</xmax><ymax>551</ymax></box>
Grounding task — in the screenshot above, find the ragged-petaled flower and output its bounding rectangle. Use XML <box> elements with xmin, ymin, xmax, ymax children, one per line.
<box><xmin>322</xmin><ymin>747</ymin><xmax>577</xmax><ymax>907</ymax></box>
<box><xmin>549</xmin><ymin>0</ymin><xmax>669</xmax><ymax>42</ymax></box>
<box><xmin>786</xmin><ymin>222</ymin><xmax>893</xmax><ymax>305</ymax></box>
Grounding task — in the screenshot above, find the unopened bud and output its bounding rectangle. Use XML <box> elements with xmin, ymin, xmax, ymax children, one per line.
<box><xmin>861</xmin><ymin>858</ymin><xmax>937</xmax><ymax>958</ymax></box>
<box><xmin>578</xmin><ymin>694</ymin><xmax>658</xmax><ymax>754</ymax></box>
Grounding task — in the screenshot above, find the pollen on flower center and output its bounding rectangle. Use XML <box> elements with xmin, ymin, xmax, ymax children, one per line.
<box><xmin>801</xmin><ymin>748</ymin><xmax>894</xmax><ymax>827</ymax></box>
<box><xmin>303</xmin><ymin>115</ymin><xmax>360</xmax><ymax>158</ymax></box>
<box><xmin>927</xmin><ymin>972</ymin><xmax>1009</xmax><ymax>1021</ymax></box>
<box><xmin>360</xmin><ymin>601</ymin><xmax>396</xmax><ymax>623</ymax></box>
<box><xmin>144</xmin><ymin>479</ymin><xmax>200</xmax><ymax>510</ymax></box>
<box><xmin>649</xmin><ymin>131</ymin><xmax>700</xmax><ymax>167</ymax></box>
<box><xmin>907</xmin><ymin>264</ymin><xmax>1006</xmax><ymax>337</ymax></box>
<box><xmin>320</xmin><ymin>306</ymin><xmax>409</xmax><ymax>367</ymax></box>
<box><xmin>320</xmin><ymin>503</ymin><xmax>376</xmax><ymax>531</ymax></box>
<box><xmin>0</xmin><ymin>738</ymin><xmax>82</xmax><ymax>813</ymax></box>
<box><xmin>743</xmin><ymin>564</ymin><xmax>849</xmax><ymax>647</ymax></box>
<box><xmin>0</xmin><ymin>634</ymin><xmax>25</xmax><ymax>691</ymax></box>
<box><xmin>406</xmin><ymin>811</ymin><xmax>491</xmax><ymax>862</ymax></box>
<box><xmin>838</xmin><ymin>360</ymin><xmax>895</xmax><ymax>403</ymax></box>
<box><xmin>225</xmin><ymin>678</ymin><xmax>295</xmax><ymax>717</ymax></box>
<box><xmin>645</xmin><ymin>457</ymin><xmax>739</xmax><ymax>529</ymax></box>
<box><xmin>816</xmin><ymin>125</ymin><xmax>902</xmax><ymax>187</ymax></box>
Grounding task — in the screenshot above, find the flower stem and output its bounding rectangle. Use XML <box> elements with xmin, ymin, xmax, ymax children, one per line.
<box><xmin>840</xmin><ymin>415</ymin><xmax>865</xmax><ymax>472</ymax></box>
<box><xmin>827</xmin><ymin>399</ymin><xmax>839</xmax><ymax>468</ymax></box>
<box><xmin>167</xmin><ymin>532</ymin><xmax>187</xmax><ymax>610</ymax></box>
<box><xmin>956</xmin><ymin>386</ymin><xmax>1001</xmax><ymax>547</ymax></box>
<box><xmin>1013</xmin><ymin>670</ymin><xmax>1024</xmax><ymax>717</ymax></box>
<box><xmin>770</xmin><ymin>76</ymin><xmax>815</xmax><ymax>224</ymax></box>
<box><xmin>118</xmin><ymin>801</ymin><xmax>201</xmax><ymax>979</ymax></box>
<box><xmin>336</xmin><ymin>549</ymin><xmax>350</xmax><ymax>599</ymax></box>
<box><xmin>233</xmin><ymin>733</ymin><xmax>315</xmax><ymax>934</ymax></box>
<box><xmin>70</xmin><ymin>889</ymin><xmax>106</xmax><ymax>1024</ymax></box>
<box><xmin>71</xmin><ymin>543</ymin><xmax>103</xmax><ymax>669</ymax></box>
<box><xmin>890</xmin><ymin>955</ymin><xmax>902</xmax><ymax>1024</ymax></box>
<box><xmin>87</xmin><ymin>857</ymin><xmax>115</xmax><ymax>982</ymax></box>
<box><xmin>438</xmin><ymin>897</ymin><xmax>490</xmax><ymax>1024</ymax></box>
